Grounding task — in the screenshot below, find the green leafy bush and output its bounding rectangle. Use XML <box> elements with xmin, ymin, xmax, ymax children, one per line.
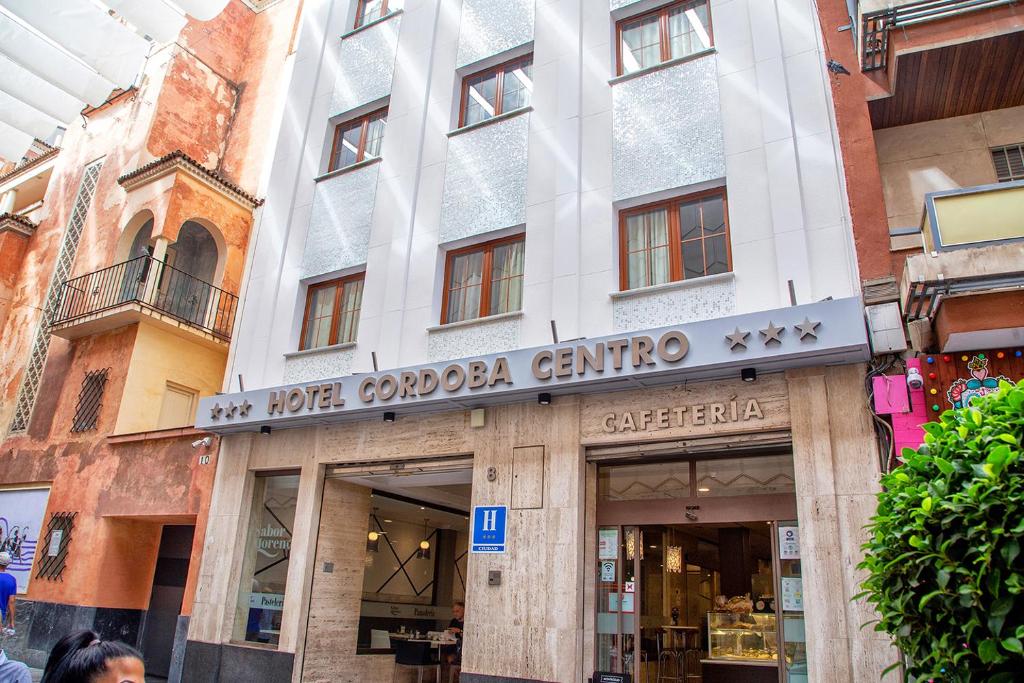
<box><xmin>858</xmin><ymin>378</ymin><xmax>1024</xmax><ymax>681</ymax></box>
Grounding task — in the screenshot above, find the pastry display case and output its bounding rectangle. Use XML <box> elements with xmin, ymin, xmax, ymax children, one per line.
<box><xmin>706</xmin><ymin>612</ymin><xmax>779</xmax><ymax>663</ymax></box>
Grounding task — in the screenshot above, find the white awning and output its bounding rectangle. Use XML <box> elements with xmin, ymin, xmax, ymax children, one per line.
<box><xmin>0</xmin><ymin>0</ymin><xmax>229</xmax><ymax>163</ymax></box>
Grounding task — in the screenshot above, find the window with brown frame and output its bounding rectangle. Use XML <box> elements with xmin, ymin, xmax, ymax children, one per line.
<box><xmin>458</xmin><ymin>55</ymin><xmax>534</xmax><ymax>128</ymax></box>
<box><xmin>619</xmin><ymin>190</ymin><xmax>730</xmax><ymax>291</ymax></box>
<box><xmin>329</xmin><ymin>109</ymin><xmax>387</xmax><ymax>172</ymax></box>
<box><xmin>616</xmin><ymin>0</ymin><xmax>713</xmax><ymax>76</ymax></box>
<box><xmin>442</xmin><ymin>236</ymin><xmax>525</xmax><ymax>324</ymax></box>
<box><xmin>354</xmin><ymin>0</ymin><xmax>398</xmax><ymax>29</ymax></box>
<box><xmin>300</xmin><ymin>274</ymin><xmax>364</xmax><ymax>350</ymax></box>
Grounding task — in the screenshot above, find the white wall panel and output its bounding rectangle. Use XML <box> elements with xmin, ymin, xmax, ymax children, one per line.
<box><xmin>330</xmin><ymin>14</ymin><xmax>402</xmax><ymax>116</ymax></box>
<box><xmin>456</xmin><ymin>0</ymin><xmax>535</xmax><ymax>68</ymax></box>
<box><xmin>301</xmin><ymin>163</ymin><xmax>380</xmax><ymax>279</ymax></box>
<box><xmin>612</xmin><ymin>55</ymin><xmax>726</xmax><ymax>201</ymax></box>
<box><xmin>439</xmin><ymin>113</ymin><xmax>530</xmax><ymax>243</ymax></box>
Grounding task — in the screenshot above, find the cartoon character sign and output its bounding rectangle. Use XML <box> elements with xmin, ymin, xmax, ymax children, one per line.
<box><xmin>947</xmin><ymin>355</ymin><xmax>1010</xmax><ymax>409</ymax></box>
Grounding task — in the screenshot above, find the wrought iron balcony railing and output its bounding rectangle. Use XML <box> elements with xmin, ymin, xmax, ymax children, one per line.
<box><xmin>52</xmin><ymin>255</ymin><xmax>238</xmax><ymax>340</ymax></box>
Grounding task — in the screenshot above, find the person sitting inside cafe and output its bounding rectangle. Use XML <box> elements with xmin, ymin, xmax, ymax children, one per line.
<box><xmin>446</xmin><ymin>600</ymin><xmax>465</xmax><ymax>667</ymax></box>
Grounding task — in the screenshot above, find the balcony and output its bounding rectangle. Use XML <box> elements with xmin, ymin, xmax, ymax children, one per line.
<box><xmin>900</xmin><ymin>180</ymin><xmax>1024</xmax><ymax>351</ymax></box>
<box><xmin>50</xmin><ymin>255</ymin><xmax>238</xmax><ymax>346</ymax></box>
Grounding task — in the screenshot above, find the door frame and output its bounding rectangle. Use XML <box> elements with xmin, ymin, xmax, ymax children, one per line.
<box><xmin>589</xmin><ymin>448</ymin><xmax>798</xmax><ymax>683</ymax></box>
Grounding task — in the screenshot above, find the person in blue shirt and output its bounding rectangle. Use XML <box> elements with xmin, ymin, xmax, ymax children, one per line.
<box><xmin>0</xmin><ymin>552</ymin><xmax>17</xmax><ymax>632</ymax></box>
<box><xmin>0</xmin><ymin>551</ymin><xmax>31</xmax><ymax>683</ymax></box>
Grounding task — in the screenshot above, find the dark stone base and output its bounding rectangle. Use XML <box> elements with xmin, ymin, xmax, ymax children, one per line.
<box><xmin>5</xmin><ymin>598</ymin><xmax>145</xmax><ymax>669</ymax></box>
<box><xmin>180</xmin><ymin>639</ymin><xmax>294</xmax><ymax>683</ymax></box>
<box><xmin>460</xmin><ymin>675</ymin><xmax>555</xmax><ymax>683</ymax></box>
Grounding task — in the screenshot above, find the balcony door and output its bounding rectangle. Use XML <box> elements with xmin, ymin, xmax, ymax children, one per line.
<box><xmin>160</xmin><ymin>221</ymin><xmax>218</xmax><ymax>327</ymax></box>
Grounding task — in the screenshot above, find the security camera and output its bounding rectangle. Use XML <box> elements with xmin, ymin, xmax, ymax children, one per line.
<box><xmin>906</xmin><ymin>367</ymin><xmax>924</xmax><ymax>391</ymax></box>
<box><xmin>191</xmin><ymin>436</ymin><xmax>213</xmax><ymax>449</ymax></box>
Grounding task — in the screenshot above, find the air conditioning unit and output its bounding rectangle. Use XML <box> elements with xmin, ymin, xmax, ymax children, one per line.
<box><xmin>866</xmin><ymin>302</ymin><xmax>907</xmax><ymax>354</ymax></box>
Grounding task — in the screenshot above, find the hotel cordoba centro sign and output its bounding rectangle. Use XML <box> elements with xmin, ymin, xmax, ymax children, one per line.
<box><xmin>196</xmin><ymin>297</ymin><xmax>869</xmax><ymax>432</ymax></box>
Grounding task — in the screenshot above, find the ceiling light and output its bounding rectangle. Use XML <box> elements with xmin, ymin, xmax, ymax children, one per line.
<box><xmin>383</xmin><ymin>411</ymin><xmax>396</xmax><ymax>422</ymax></box>
<box><xmin>698</xmin><ymin>487</ymin><xmax>711</xmax><ymax>492</ymax></box>
<box><xmin>741</xmin><ymin>367</ymin><xmax>757</xmax><ymax>382</ymax></box>
<box><xmin>367</xmin><ymin>531</ymin><xmax>379</xmax><ymax>541</ymax></box>
<box><xmin>260</xmin><ymin>425</ymin><xmax>272</xmax><ymax>435</ymax></box>
<box><xmin>384</xmin><ymin>519</ymin><xmax>392</xmax><ymax>523</ymax></box>
<box><xmin>419</xmin><ymin>540</ymin><xmax>430</xmax><ymax>550</ymax></box>
<box><xmin>537</xmin><ymin>392</ymin><xmax>551</xmax><ymax>405</ymax></box>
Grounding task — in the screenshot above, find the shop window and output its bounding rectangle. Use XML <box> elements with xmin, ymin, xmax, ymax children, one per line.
<box><xmin>599</xmin><ymin>462</ymin><xmax>691</xmax><ymax>501</ymax></box>
<box><xmin>619</xmin><ymin>190</ymin><xmax>730</xmax><ymax>291</ymax></box>
<box><xmin>616</xmin><ymin>0</ymin><xmax>712</xmax><ymax>76</ymax></box>
<box><xmin>441</xmin><ymin>236</ymin><xmax>524</xmax><ymax>324</ymax></box>
<box><xmin>71</xmin><ymin>368</ymin><xmax>109</xmax><ymax>433</ymax></box>
<box><xmin>356</xmin><ymin>493</ymin><xmax>468</xmax><ymax>654</ymax></box>
<box><xmin>354</xmin><ymin>0</ymin><xmax>401</xmax><ymax>29</ymax></box>
<box><xmin>695</xmin><ymin>454</ymin><xmax>795</xmax><ymax>497</ymax></box>
<box><xmin>156</xmin><ymin>382</ymin><xmax>198</xmax><ymax>430</ymax></box>
<box><xmin>300</xmin><ymin>273</ymin><xmax>364</xmax><ymax>350</ymax></box>
<box><xmin>991</xmin><ymin>144</ymin><xmax>1024</xmax><ymax>182</ymax></box>
<box><xmin>329</xmin><ymin>109</ymin><xmax>387</xmax><ymax>171</ymax></box>
<box><xmin>234</xmin><ymin>473</ymin><xmax>300</xmax><ymax>647</ymax></box>
<box><xmin>458</xmin><ymin>55</ymin><xmax>534</xmax><ymax>128</ymax></box>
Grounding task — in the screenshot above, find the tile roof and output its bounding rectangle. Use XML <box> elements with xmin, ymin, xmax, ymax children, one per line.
<box><xmin>117</xmin><ymin>150</ymin><xmax>264</xmax><ymax>209</ymax></box>
<box><xmin>0</xmin><ymin>212</ymin><xmax>39</xmax><ymax>236</ymax></box>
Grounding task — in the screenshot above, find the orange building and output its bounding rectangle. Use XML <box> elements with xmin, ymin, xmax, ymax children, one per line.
<box><xmin>0</xmin><ymin>1</ymin><xmax>300</xmax><ymax>678</ymax></box>
<box><xmin>817</xmin><ymin>1</ymin><xmax>1024</xmax><ymax>458</ymax></box>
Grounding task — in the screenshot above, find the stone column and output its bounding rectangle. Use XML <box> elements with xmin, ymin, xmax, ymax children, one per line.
<box><xmin>187</xmin><ymin>433</ymin><xmax>256</xmax><ymax>644</ymax></box>
<box><xmin>0</xmin><ymin>189</ymin><xmax>17</xmax><ymax>214</ymax></box>
<box><xmin>786</xmin><ymin>364</ymin><xmax>898</xmax><ymax>681</ymax></box>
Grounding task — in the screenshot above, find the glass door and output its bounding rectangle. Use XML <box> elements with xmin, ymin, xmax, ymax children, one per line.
<box><xmin>774</xmin><ymin>520</ymin><xmax>807</xmax><ymax>682</ymax></box>
<box><xmin>596</xmin><ymin>525</ymin><xmax>640</xmax><ymax>680</ymax></box>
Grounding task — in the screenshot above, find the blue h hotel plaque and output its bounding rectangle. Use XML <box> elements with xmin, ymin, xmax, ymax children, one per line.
<box><xmin>470</xmin><ymin>505</ymin><xmax>507</xmax><ymax>553</ymax></box>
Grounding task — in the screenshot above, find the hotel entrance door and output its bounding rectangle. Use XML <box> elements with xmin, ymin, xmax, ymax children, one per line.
<box><xmin>594</xmin><ymin>453</ymin><xmax>808</xmax><ymax>683</ymax></box>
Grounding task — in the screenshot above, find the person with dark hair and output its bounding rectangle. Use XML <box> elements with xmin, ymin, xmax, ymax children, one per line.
<box><xmin>41</xmin><ymin>630</ymin><xmax>145</xmax><ymax>683</ymax></box>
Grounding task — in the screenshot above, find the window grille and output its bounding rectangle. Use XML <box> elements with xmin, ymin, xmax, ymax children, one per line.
<box><xmin>992</xmin><ymin>145</ymin><xmax>1024</xmax><ymax>182</ymax></box>
<box><xmin>71</xmin><ymin>369</ymin><xmax>109</xmax><ymax>433</ymax></box>
<box><xmin>35</xmin><ymin>511</ymin><xmax>76</xmax><ymax>581</ymax></box>
<box><xmin>8</xmin><ymin>159</ymin><xmax>104</xmax><ymax>434</ymax></box>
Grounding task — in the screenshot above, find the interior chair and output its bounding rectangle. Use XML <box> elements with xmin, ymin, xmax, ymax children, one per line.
<box><xmin>655</xmin><ymin>630</ymin><xmax>682</xmax><ymax>683</ymax></box>
<box><xmin>371</xmin><ymin>629</ymin><xmax>391</xmax><ymax>650</ymax></box>
<box><xmin>392</xmin><ymin>639</ymin><xmax>436</xmax><ymax>683</ymax></box>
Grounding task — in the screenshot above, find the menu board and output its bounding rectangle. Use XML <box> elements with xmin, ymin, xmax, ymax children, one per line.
<box><xmin>778</xmin><ymin>525</ymin><xmax>800</xmax><ymax>560</ymax></box>
<box><xmin>598</xmin><ymin>528</ymin><xmax>618</xmax><ymax>559</ymax></box>
<box><xmin>782</xmin><ymin>577</ymin><xmax>804</xmax><ymax>611</ymax></box>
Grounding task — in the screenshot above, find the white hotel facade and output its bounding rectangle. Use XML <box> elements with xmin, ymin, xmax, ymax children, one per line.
<box><xmin>184</xmin><ymin>1</ymin><xmax>895</xmax><ymax>682</ymax></box>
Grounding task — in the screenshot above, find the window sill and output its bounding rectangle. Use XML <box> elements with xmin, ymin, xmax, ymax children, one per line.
<box><xmin>340</xmin><ymin>9</ymin><xmax>403</xmax><ymax>40</ymax></box>
<box><xmin>314</xmin><ymin>156</ymin><xmax>382</xmax><ymax>183</ymax></box>
<box><xmin>608</xmin><ymin>47</ymin><xmax>716</xmax><ymax>85</ymax></box>
<box><xmin>610</xmin><ymin>272</ymin><xmax>734</xmax><ymax>300</ymax></box>
<box><xmin>426</xmin><ymin>310</ymin><xmax>523</xmax><ymax>333</ymax></box>
<box><xmin>447</xmin><ymin>106</ymin><xmax>532</xmax><ymax>138</ymax></box>
<box><xmin>284</xmin><ymin>341</ymin><xmax>357</xmax><ymax>359</ymax></box>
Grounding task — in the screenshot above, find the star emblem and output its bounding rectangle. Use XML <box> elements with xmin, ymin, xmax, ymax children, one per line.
<box><xmin>725</xmin><ymin>327</ymin><xmax>749</xmax><ymax>350</ymax></box>
<box><xmin>210</xmin><ymin>403</ymin><xmax>223</xmax><ymax>419</ymax></box>
<box><xmin>760</xmin><ymin>321</ymin><xmax>784</xmax><ymax>345</ymax></box>
<box><xmin>239</xmin><ymin>400</ymin><xmax>252</xmax><ymax>417</ymax></box>
<box><xmin>794</xmin><ymin>318</ymin><xmax>820</xmax><ymax>340</ymax></box>
<box><xmin>226</xmin><ymin>402</ymin><xmax>239</xmax><ymax>417</ymax></box>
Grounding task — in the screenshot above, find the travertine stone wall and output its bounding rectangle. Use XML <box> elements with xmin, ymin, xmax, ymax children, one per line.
<box><xmin>192</xmin><ymin>370</ymin><xmax>892</xmax><ymax>683</ymax></box>
<box><xmin>461</xmin><ymin>398</ymin><xmax>583</xmax><ymax>682</ymax></box>
<box><xmin>300</xmin><ymin>479</ymin><xmax>395</xmax><ymax>683</ymax></box>
<box><xmin>785</xmin><ymin>364</ymin><xmax>898</xmax><ymax>681</ymax></box>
